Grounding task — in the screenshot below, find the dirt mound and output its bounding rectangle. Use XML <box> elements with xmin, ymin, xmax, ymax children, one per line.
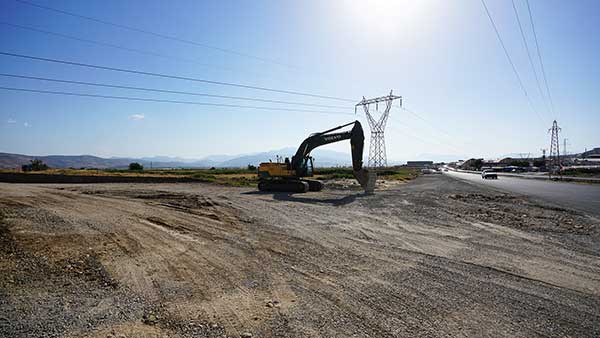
<box><xmin>447</xmin><ymin>192</ymin><xmax>596</xmax><ymax>234</ymax></box>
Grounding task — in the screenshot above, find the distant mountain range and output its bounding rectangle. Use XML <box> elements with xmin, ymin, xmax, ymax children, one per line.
<box><xmin>0</xmin><ymin>148</ymin><xmax>356</xmax><ymax>169</ymax></box>
<box><xmin>0</xmin><ymin>149</ymin><xmax>473</xmax><ymax>169</ymax></box>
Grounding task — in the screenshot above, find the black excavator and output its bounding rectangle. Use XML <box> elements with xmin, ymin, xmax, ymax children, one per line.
<box><xmin>257</xmin><ymin>121</ymin><xmax>376</xmax><ymax>193</ymax></box>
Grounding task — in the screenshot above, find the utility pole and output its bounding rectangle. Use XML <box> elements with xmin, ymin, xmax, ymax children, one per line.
<box><xmin>548</xmin><ymin>120</ymin><xmax>561</xmax><ymax>179</ymax></box>
<box><xmin>355</xmin><ymin>91</ymin><xmax>402</xmax><ymax>169</ymax></box>
<box><xmin>540</xmin><ymin>148</ymin><xmax>546</xmax><ymax>170</ymax></box>
<box><xmin>563</xmin><ymin>138</ymin><xmax>568</xmax><ymax>157</ymax></box>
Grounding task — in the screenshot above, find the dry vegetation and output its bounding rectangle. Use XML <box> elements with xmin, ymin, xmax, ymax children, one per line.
<box><xmin>0</xmin><ymin>167</ymin><xmax>420</xmax><ymax>187</ymax></box>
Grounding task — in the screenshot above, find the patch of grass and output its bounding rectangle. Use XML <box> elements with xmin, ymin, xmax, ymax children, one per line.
<box><xmin>314</xmin><ymin>167</ymin><xmax>355</xmax><ymax>179</ymax></box>
<box><xmin>377</xmin><ymin>168</ymin><xmax>420</xmax><ymax>181</ymax></box>
<box><xmin>102</xmin><ymin>168</ymin><xmax>256</xmax><ymax>176</ymax></box>
<box><xmin>0</xmin><ymin>167</ymin><xmax>259</xmax><ymax>186</ymax></box>
<box><xmin>561</xmin><ymin>168</ymin><xmax>600</xmax><ymax>178</ymax></box>
<box><xmin>190</xmin><ymin>172</ymin><xmax>216</xmax><ymax>183</ymax></box>
<box><xmin>314</xmin><ymin>167</ymin><xmax>420</xmax><ymax>181</ymax></box>
<box><xmin>215</xmin><ymin>173</ymin><xmax>258</xmax><ymax>187</ymax></box>
<box><xmin>0</xmin><ymin>166</ymin><xmax>419</xmax><ymax>186</ymax></box>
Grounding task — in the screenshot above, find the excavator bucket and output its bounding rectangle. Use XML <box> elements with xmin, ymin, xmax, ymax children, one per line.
<box><xmin>353</xmin><ymin>168</ymin><xmax>377</xmax><ymax>193</ymax></box>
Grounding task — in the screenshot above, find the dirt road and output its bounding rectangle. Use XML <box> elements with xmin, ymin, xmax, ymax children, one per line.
<box><xmin>1</xmin><ymin>176</ymin><xmax>599</xmax><ymax>337</ymax></box>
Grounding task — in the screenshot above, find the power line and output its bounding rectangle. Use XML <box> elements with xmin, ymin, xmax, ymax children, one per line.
<box><xmin>389</xmin><ymin>114</ymin><xmax>465</xmax><ymax>153</ymax></box>
<box><xmin>0</xmin><ymin>86</ymin><xmax>353</xmax><ymax>116</ymax></box>
<box><xmin>480</xmin><ymin>0</ymin><xmax>544</xmax><ymax>124</ymax></box>
<box><xmin>526</xmin><ymin>0</ymin><xmax>557</xmax><ymax>118</ymax></box>
<box><xmin>0</xmin><ymin>21</ymin><xmax>239</xmax><ymax>73</ymax></box>
<box><xmin>400</xmin><ymin>106</ymin><xmax>461</xmax><ymax>142</ymax></box>
<box><xmin>356</xmin><ymin>95</ymin><xmax>464</xmax><ymax>149</ymax></box>
<box><xmin>388</xmin><ymin>123</ymin><xmax>464</xmax><ymax>154</ymax></box>
<box><xmin>510</xmin><ymin>0</ymin><xmax>549</xmax><ymax>113</ymax></box>
<box><xmin>13</xmin><ymin>0</ymin><xmax>294</xmax><ymax>69</ymax></box>
<box><xmin>0</xmin><ymin>51</ymin><xmax>355</xmax><ymax>102</ymax></box>
<box><xmin>0</xmin><ymin>73</ymin><xmax>349</xmax><ymax>109</ymax></box>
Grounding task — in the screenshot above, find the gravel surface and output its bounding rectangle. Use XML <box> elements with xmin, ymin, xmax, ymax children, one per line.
<box><xmin>0</xmin><ymin>175</ymin><xmax>599</xmax><ymax>337</ymax></box>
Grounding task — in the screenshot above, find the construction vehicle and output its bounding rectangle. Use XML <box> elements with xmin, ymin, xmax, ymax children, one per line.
<box><xmin>257</xmin><ymin>121</ymin><xmax>376</xmax><ymax>193</ymax></box>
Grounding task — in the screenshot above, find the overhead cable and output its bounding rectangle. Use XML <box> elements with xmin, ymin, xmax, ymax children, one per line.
<box><xmin>14</xmin><ymin>0</ymin><xmax>294</xmax><ymax>69</ymax></box>
<box><xmin>481</xmin><ymin>0</ymin><xmax>545</xmax><ymax>123</ymax></box>
<box><xmin>0</xmin><ymin>21</ymin><xmax>239</xmax><ymax>73</ymax></box>
<box><xmin>0</xmin><ymin>73</ymin><xmax>350</xmax><ymax>109</ymax></box>
<box><xmin>510</xmin><ymin>0</ymin><xmax>549</xmax><ymax>113</ymax></box>
<box><xmin>525</xmin><ymin>0</ymin><xmax>557</xmax><ymax>118</ymax></box>
<box><xmin>0</xmin><ymin>86</ymin><xmax>354</xmax><ymax>116</ymax></box>
<box><xmin>0</xmin><ymin>51</ymin><xmax>355</xmax><ymax>102</ymax></box>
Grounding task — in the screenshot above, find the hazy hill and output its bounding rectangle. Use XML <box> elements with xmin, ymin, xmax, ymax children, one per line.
<box><xmin>0</xmin><ymin>148</ymin><xmax>354</xmax><ymax>169</ymax></box>
<box><xmin>217</xmin><ymin>147</ymin><xmax>353</xmax><ymax>168</ymax></box>
<box><xmin>0</xmin><ymin>153</ymin><xmax>156</xmax><ymax>169</ymax></box>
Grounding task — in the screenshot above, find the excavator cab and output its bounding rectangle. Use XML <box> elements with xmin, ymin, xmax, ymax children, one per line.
<box><xmin>298</xmin><ymin>157</ymin><xmax>314</xmax><ymax>177</ymax></box>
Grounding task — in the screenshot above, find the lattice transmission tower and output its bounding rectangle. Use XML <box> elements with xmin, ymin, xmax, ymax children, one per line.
<box><xmin>548</xmin><ymin>120</ymin><xmax>561</xmax><ymax>178</ymax></box>
<box><xmin>355</xmin><ymin>91</ymin><xmax>402</xmax><ymax>168</ymax></box>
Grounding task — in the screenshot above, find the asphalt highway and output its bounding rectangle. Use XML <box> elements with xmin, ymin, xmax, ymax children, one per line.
<box><xmin>445</xmin><ymin>170</ymin><xmax>600</xmax><ymax>216</ymax></box>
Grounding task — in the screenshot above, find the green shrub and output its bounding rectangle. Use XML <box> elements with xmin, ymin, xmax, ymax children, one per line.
<box><xmin>128</xmin><ymin>162</ymin><xmax>144</xmax><ymax>171</ymax></box>
<box><xmin>22</xmin><ymin>159</ymin><xmax>49</xmax><ymax>172</ymax></box>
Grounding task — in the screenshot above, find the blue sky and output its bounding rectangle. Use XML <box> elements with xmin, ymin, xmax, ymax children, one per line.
<box><xmin>0</xmin><ymin>0</ymin><xmax>598</xmax><ymax>161</ymax></box>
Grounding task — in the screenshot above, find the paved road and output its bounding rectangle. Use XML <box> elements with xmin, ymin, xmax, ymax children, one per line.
<box><xmin>445</xmin><ymin>170</ymin><xmax>600</xmax><ymax>216</ymax></box>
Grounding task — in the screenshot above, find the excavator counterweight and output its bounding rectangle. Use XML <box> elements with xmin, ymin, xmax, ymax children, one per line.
<box><xmin>257</xmin><ymin>121</ymin><xmax>376</xmax><ymax>193</ymax></box>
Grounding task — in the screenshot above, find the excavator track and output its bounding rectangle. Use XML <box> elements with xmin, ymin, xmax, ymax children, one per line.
<box><xmin>258</xmin><ymin>179</ymin><xmax>309</xmax><ymax>193</ymax></box>
<box><xmin>302</xmin><ymin>179</ymin><xmax>324</xmax><ymax>192</ymax></box>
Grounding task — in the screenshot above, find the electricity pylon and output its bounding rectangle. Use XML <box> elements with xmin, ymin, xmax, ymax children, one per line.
<box><xmin>548</xmin><ymin>120</ymin><xmax>561</xmax><ymax>178</ymax></box>
<box><xmin>355</xmin><ymin>91</ymin><xmax>402</xmax><ymax>169</ymax></box>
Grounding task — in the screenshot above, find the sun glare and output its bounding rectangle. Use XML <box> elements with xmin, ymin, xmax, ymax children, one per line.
<box><xmin>342</xmin><ymin>0</ymin><xmax>430</xmax><ymax>37</ymax></box>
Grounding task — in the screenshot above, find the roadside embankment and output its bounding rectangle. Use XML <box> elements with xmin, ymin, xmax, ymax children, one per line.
<box><xmin>448</xmin><ymin>167</ymin><xmax>600</xmax><ymax>184</ymax></box>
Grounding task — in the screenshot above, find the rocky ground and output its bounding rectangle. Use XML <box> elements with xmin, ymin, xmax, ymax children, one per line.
<box><xmin>0</xmin><ymin>175</ymin><xmax>599</xmax><ymax>337</ymax></box>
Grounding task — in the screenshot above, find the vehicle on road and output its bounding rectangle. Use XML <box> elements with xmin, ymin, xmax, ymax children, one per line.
<box><xmin>481</xmin><ymin>170</ymin><xmax>498</xmax><ymax>179</ymax></box>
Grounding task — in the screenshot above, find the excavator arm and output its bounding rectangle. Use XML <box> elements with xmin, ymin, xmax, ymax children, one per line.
<box><xmin>291</xmin><ymin>121</ymin><xmax>365</xmax><ymax>174</ymax></box>
<box><xmin>290</xmin><ymin>121</ymin><xmax>375</xmax><ymax>192</ymax></box>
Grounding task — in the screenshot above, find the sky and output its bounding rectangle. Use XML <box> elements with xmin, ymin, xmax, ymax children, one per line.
<box><xmin>0</xmin><ymin>0</ymin><xmax>598</xmax><ymax>161</ymax></box>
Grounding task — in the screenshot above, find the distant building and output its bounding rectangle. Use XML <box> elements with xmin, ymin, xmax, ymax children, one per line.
<box><xmin>581</xmin><ymin>147</ymin><xmax>600</xmax><ymax>159</ymax></box>
<box><xmin>406</xmin><ymin>161</ymin><xmax>434</xmax><ymax>168</ymax></box>
<box><xmin>573</xmin><ymin>147</ymin><xmax>600</xmax><ymax>166</ymax></box>
<box><xmin>480</xmin><ymin>159</ymin><xmax>504</xmax><ymax>168</ymax></box>
<box><xmin>459</xmin><ymin>158</ymin><xmax>483</xmax><ymax>171</ymax></box>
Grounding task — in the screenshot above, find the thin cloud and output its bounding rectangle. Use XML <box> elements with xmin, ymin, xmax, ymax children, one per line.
<box><xmin>7</xmin><ymin>118</ymin><xmax>17</xmax><ymax>124</ymax></box>
<box><xmin>129</xmin><ymin>114</ymin><xmax>145</xmax><ymax>121</ymax></box>
<box><xmin>23</xmin><ymin>122</ymin><xmax>31</xmax><ymax>127</ymax></box>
